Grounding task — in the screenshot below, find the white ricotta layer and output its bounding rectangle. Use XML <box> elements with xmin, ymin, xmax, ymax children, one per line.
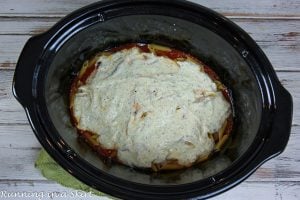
<box><xmin>73</xmin><ymin>47</ymin><xmax>231</xmax><ymax>168</ymax></box>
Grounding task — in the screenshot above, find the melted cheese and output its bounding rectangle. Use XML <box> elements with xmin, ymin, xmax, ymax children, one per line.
<box><xmin>73</xmin><ymin>47</ymin><xmax>231</xmax><ymax>168</ymax></box>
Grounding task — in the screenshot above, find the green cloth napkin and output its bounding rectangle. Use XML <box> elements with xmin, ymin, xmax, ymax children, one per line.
<box><xmin>35</xmin><ymin>149</ymin><xmax>112</xmax><ymax>198</ymax></box>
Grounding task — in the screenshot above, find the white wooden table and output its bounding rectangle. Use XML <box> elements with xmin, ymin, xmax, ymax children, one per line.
<box><xmin>0</xmin><ymin>0</ymin><xmax>299</xmax><ymax>199</ymax></box>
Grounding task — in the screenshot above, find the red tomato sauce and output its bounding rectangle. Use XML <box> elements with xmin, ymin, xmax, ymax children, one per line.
<box><xmin>78</xmin><ymin>130</ymin><xmax>117</xmax><ymax>159</ymax></box>
<box><xmin>155</xmin><ymin>49</ymin><xmax>188</xmax><ymax>60</ymax></box>
<box><xmin>80</xmin><ymin>62</ymin><xmax>97</xmax><ymax>84</ymax></box>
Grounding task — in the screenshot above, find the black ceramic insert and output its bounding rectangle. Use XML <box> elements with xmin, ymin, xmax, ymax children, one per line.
<box><xmin>13</xmin><ymin>0</ymin><xmax>292</xmax><ymax>199</ymax></box>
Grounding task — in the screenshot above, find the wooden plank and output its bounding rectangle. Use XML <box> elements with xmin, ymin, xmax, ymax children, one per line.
<box><xmin>0</xmin><ymin>148</ymin><xmax>43</xmax><ymax>180</ymax></box>
<box><xmin>200</xmin><ymin>0</ymin><xmax>300</xmax><ymax>18</ymax></box>
<box><xmin>0</xmin><ymin>125</ymin><xmax>40</xmax><ymax>149</ymax></box>
<box><xmin>0</xmin><ymin>35</ymin><xmax>29</xmax><ymax>69</ymax></box>
<box><xmin>0</xmin><ymin>181</ymin><xmax>299</xmax><ymax>200</ymax></box>
<box><xmin>0</xmin><ymin>0</ymin><xmax>299</xmax><ymax>18</ymax></box>
<box><xmin>213</xmin><ymin>181</ymin><xmax>300</xmax><ymax>200</ymax></box>
<box><xmin>0</xmin><ymin>17</ymin><xmax>57</xmax><ymax>35</ymax></box>
<box><xmin>0</xmin><ymin>70</ymin><xmax>28</xmax><ymax>124</ymax></box>
<box><xmin>0</xmin><ymin>19</ymin><xmax>299</xmax><ymax>71</ymax></box>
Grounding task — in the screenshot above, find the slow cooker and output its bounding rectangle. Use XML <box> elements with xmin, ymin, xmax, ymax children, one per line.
<box><xmin>13</xmin><ymin>0</ymin><xmax>293</xmax><ymax>199</ymax></box>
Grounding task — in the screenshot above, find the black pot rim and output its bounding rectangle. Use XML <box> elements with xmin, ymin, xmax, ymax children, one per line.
<box><xmin>12</xmin><ymin>0</ymin><xmax>293</xmax><ymax>199</ymax></box>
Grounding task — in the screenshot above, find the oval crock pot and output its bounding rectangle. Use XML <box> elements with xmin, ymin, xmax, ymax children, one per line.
<box><xmin>12</xmin><ymin>0</ymin><xmax>293</xmax><ymax>199</ymax></box>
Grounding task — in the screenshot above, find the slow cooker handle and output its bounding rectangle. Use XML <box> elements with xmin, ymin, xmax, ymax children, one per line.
<box><xmin>13</xmin><ymin>35</ymin><xmax>47</xmax><ymax>107</ymax></box>
<box><xmin>261</xmin><ymin>84</ymin><xmax>293</xmax><ymax>160</ymax></box>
